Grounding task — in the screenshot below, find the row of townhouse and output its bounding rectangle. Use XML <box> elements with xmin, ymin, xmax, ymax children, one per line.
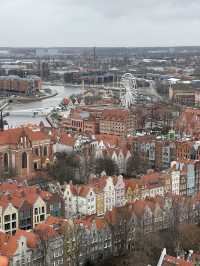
<box><xmin>0</xmin><ymin>183</ymin><xmax>63</xmax><ymax>235</ymax></box>
<box><xmin>131</xmin><ymin>136</ymin><xmax>200</xmax><ymax>170</ymax></box>
<box><xmin>169</xmin><ymin>159</ymin><xmax>200</xmax><ymax>197</ymax></box>
<box><xmin>0</xmin><ymin>216</ymin><xmax>65</xmax><ymax>266</ymax></box>
<box><xmin>94</xmin><ymin>145</ymin><xmax>132</xmax><ymax>174</ymax></box>
<box><xmin>62</xmin><ymin>173</ymin><xmax>165</xmax><ymax>218</ymax></box>
<box><xmin>2</xmin><ymin>194</ymin><xmax>200</xmax><ymax>266</ymax></box>
<box><xmin>63</xmin><ymin>175</ymin><xmax>128</xmax><ymax>218</ymax></box>
<box><xmin>129</xmin><ymin>136</ymin><xmax>176</xmax><ymax>170</ymax></box>
<box><xmin>52</xmin><ymin>130</ymin><xmax>131</xmax><ymax>175</ymax></box>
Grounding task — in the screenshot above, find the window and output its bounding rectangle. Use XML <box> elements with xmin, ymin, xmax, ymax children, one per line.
<box><xmin>4</xmin><ymin>153</ymin><xmax>9</xmax><ymax>171</ymax></box>
<box><xmin>43</xmin><ymin>146</ymin><xmax>48</xmax><ymax>156</ymax></box>
<box><xmin>12</xmin><ymin>222</ymin><xmax>16</xmax><ymax>228</ymax></box>
<box><xmin>40</xmin><ymin>214</ymin><xmax>45</xmax><ymax>221</ymax></box>
<box><xmin>35</xmin><ymin>148</ymin><xmax>39</xmax><ymax>156</ymax></box>
<box><xmin>4</xmin><ymin>215</ymin><xmax>10</xmax><ymax>222</ymax></box>
<box><xmin>42</xmin><ymin>206</ymin><xmax>45</xmax><ymax>213</ymax></box>
<box><xmin>12</xmin><ymin>213</ymin><xmax>16</xmax><ymax>220</ymax></box>
<box><xmin>5</xmin><ymin>223</ymin><xmax>10</xmax><ymax>230</ymax></box>
<box><xmin>22</xmin><ymin>152</ymin><xmax>27</xmax><ymax>169</ymax></box>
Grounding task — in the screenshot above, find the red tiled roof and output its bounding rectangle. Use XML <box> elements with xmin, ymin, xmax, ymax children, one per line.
<box><xmin>101</xmin><ymin>109</ymin><xmax>130</xmax><ymax>121</ymax></box>
<box><xmin>45</xmin><ymin>216</ymin><xmax>66</xmax><ymax>226</ymax></box>
<box><xmin>95</xmin><ymin>218</ymin><xmax>107</xmax><ymax>230</ymax></box>
<box><xmin>78</xmin><ymin>185</ymin><xmax>92</xmax><ymax>197</ymax></box>
<box><xmin>0</xmin><ymin>256</ymin><xmax>8</xmax><ymax>266</ymax></box>
<box><xmin>15</xmin><ymin>230</ymin><xmax>39</xmax><ymax>249</ymax></box>
<box><xmin>125</xmin><ymin>179</ymin><xmax>140</xmax><ymax>190</ymax></box>
<box><xmin>0</xmin><ymin>183</ymin><xmax>53</xmax><ymax>210</ymax></box>
<box><xmin>164</xmin><ymin>255</ymin><xmax>194</xmax><ymax>266</ymax></box>
<box><xmin>0</xmin><ymin>230</ymin><xmax>39</xmax><ymax>257</ymax></box>
<box><xmin>89</xmin><ymin>177</ymin><xmax>107</xmax><ymax>192</ymax></box>
<box><xmin>0</xmin><ymin>127</ymin><xmax>50</xmax><ymax>146</ymax></box>
<box><xmin>59</xmin><ymin>133</ymin><xmax>75</xmax><ymax>146</ymax></box>
<box><xmin>95</xmin><ymin>134</ymin><xmax>122</xmax><ymax>146</ymax></box>
<box><xmin>34</xmin><ymin>223</ymin><xmax>58</xmax><ymax>240</ymax></box>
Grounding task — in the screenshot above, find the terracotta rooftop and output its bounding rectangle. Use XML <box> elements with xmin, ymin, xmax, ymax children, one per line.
<box><xmin>101</xmin><ymin>109</ymin><xmax>130</xmax><ymax>121</ymax></box>
<box><xmin>163</xmin><ymin>255</ymin><xmax>194</xmax><ymax>266</ymax></box>
<box><xmin>0</xmin><ymin>127</ymin><xmax>50</xmax><ymax>146</ymax></box>
<box><xmin>34</xmin><ymin>223</ymin><xmax>58</xmax><ymax>240</ymax></box>
<box><xmin>0</xmin><ymin>230</ymin><xmax>39</xmax><ymax>257</ymax></box>
<box><xmin>0</xmin><ymin>256</ymin><xmax>8</xmax><ymax>266</ymax></box>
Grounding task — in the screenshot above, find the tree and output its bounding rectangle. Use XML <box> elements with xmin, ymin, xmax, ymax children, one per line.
<box><xmin>84</xmin><ymin>260</ymin><xmax>95</xmax><ymax>266</ymax></box>
<box><xmin>84</xmin><ymin>95</ymin><xmax>102</xmax><ymax>105</ymax></box>
<box><xmin>48</xmin><ymin>152</ymin><xmax>81</xmax><ymax>184</ymax></box>
<box><xmin>95</xmin><ymin>157</ymin><xmax>119</xmax><ymax>176</ymax></box>
<box><xmin>80</xmin><ymin>150</ymin><xmax>96</xmax><ymax>182</ymax></box>
<box><xmin>126</xmin><ymin>150</ymin><xmax>148</xmax><ymax>178</ymax></box>
<box><xmin>178</xmin><ymin>224</ymin><xmax>200</xmax><ymax>252</ymax></box>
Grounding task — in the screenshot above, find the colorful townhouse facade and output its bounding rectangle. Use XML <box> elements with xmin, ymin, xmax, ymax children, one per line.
<box><xmin>0</xmin><ymin>183</ymin><xmax>63</xmax><ymax>235</ymax></box>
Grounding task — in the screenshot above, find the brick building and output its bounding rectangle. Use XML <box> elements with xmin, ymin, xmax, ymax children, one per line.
<box><xmin>0</xmin><ymin>75</ymin><xmax>42</xmax><ymax>95</ymax></box>
<box><xmin>169</xmin><ymin>84</ymin><xmax>197</xmax><ymax>106</ymax></box>
<box><xmin>99</xmin><ymin>109</ymin><xmax>136</xmax><ymax>137</ymax></box>
<box><xmin>63</xmin><ymin>108</ymin><xmax>99</xmax><ymax>134</ymax></box>
<box><xmin>176</xmin><ymin>108</ymin><xmax>200</xmax><ymax>136</ymax></box>
<box><xmin>0</xmin><ymin>127</ymin><xmax>52</xmax><ymax>177</ymax></box>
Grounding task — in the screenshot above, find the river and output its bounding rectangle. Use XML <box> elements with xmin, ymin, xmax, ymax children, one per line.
<box><xmin>6</xmin><ymin>84</ymin><xmax>82</xmax><ymax>127</ymax></box>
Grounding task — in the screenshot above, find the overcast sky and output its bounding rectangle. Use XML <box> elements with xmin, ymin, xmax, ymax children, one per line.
<box><xmin>0</xmin><ymin>0</ymin><xmax>200</xmax><ymax>47</ymax></box>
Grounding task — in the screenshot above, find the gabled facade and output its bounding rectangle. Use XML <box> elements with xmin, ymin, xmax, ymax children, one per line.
<box><xmin>103</xmin><ymin>177</ymin><xmax>115</xmax><ymax>212</ymax></box>
<box><xmin>2</xmin><ymin>203</ymin><xmax>18</xmax><ymax>235</ymax></box>
<box><xmin>77</xmin><ymin>186</ymin><xmax>96</xmax><ymax>216</ymax></box>
<box><xmin>63</xmin><ymin>184</ymin><xmax>78</xmax><ymax>218</ymax></box>
<box><xmin>0</xmin><ymin>127</ymin><xmax>52</xmax><ymax>177</ymax></box>
<box><xmin>32</xmin><ymin>196</ymin><xmax>47</xmax><ymax>228</ymax></box>
<box><xmin>113</xmin><ymin>175</ymin><xmax>126</xmax><ymax>207</ymax></box>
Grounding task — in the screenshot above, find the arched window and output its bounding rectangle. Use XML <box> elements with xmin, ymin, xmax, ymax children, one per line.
<box><xmin>43</xmin><ymin>146</ymin><xmax>47</xmax><ymax>156</ymax></box>
<box><xmin>22</xmin><ymin>152</ymin><xmax>27</xmax><ymax>169</ymax></box>
<box><xmin>4</xmin><ymin>153</ymin><xmax>8</xmax><ymax>171</ymax></box>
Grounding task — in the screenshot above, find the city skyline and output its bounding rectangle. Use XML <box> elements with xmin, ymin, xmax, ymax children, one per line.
<box><xmin>0</xmin><ymin>0</ymin><xmax>200</xmax><ymax>47</ymax></box>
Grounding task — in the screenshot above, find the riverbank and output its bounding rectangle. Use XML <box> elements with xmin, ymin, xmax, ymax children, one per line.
<box><xmin>6</xmin><ymin>84</ymin><xmax>82</xmax><ymax>127</ymax></box>
<box><xmin>12</xmin><ymin>92</ymin><xmax>58</xmax><ymax>103</ymax></box>
<box><xmin>0</xmin><ymin>91</ymin><xmax>58</xmax><ymax>104</ymax></box>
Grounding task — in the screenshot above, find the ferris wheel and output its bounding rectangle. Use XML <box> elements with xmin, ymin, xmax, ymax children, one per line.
<box><xmin>120</xmin><ymin>73</ymin><xmax>138</xmax><ymax>108</ymax></box>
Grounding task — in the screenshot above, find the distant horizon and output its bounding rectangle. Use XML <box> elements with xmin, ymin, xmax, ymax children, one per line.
<box><xmin>1</xmin><ymin>45</ymin><xmax>200</xmax><ymax>49</ymax></box>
